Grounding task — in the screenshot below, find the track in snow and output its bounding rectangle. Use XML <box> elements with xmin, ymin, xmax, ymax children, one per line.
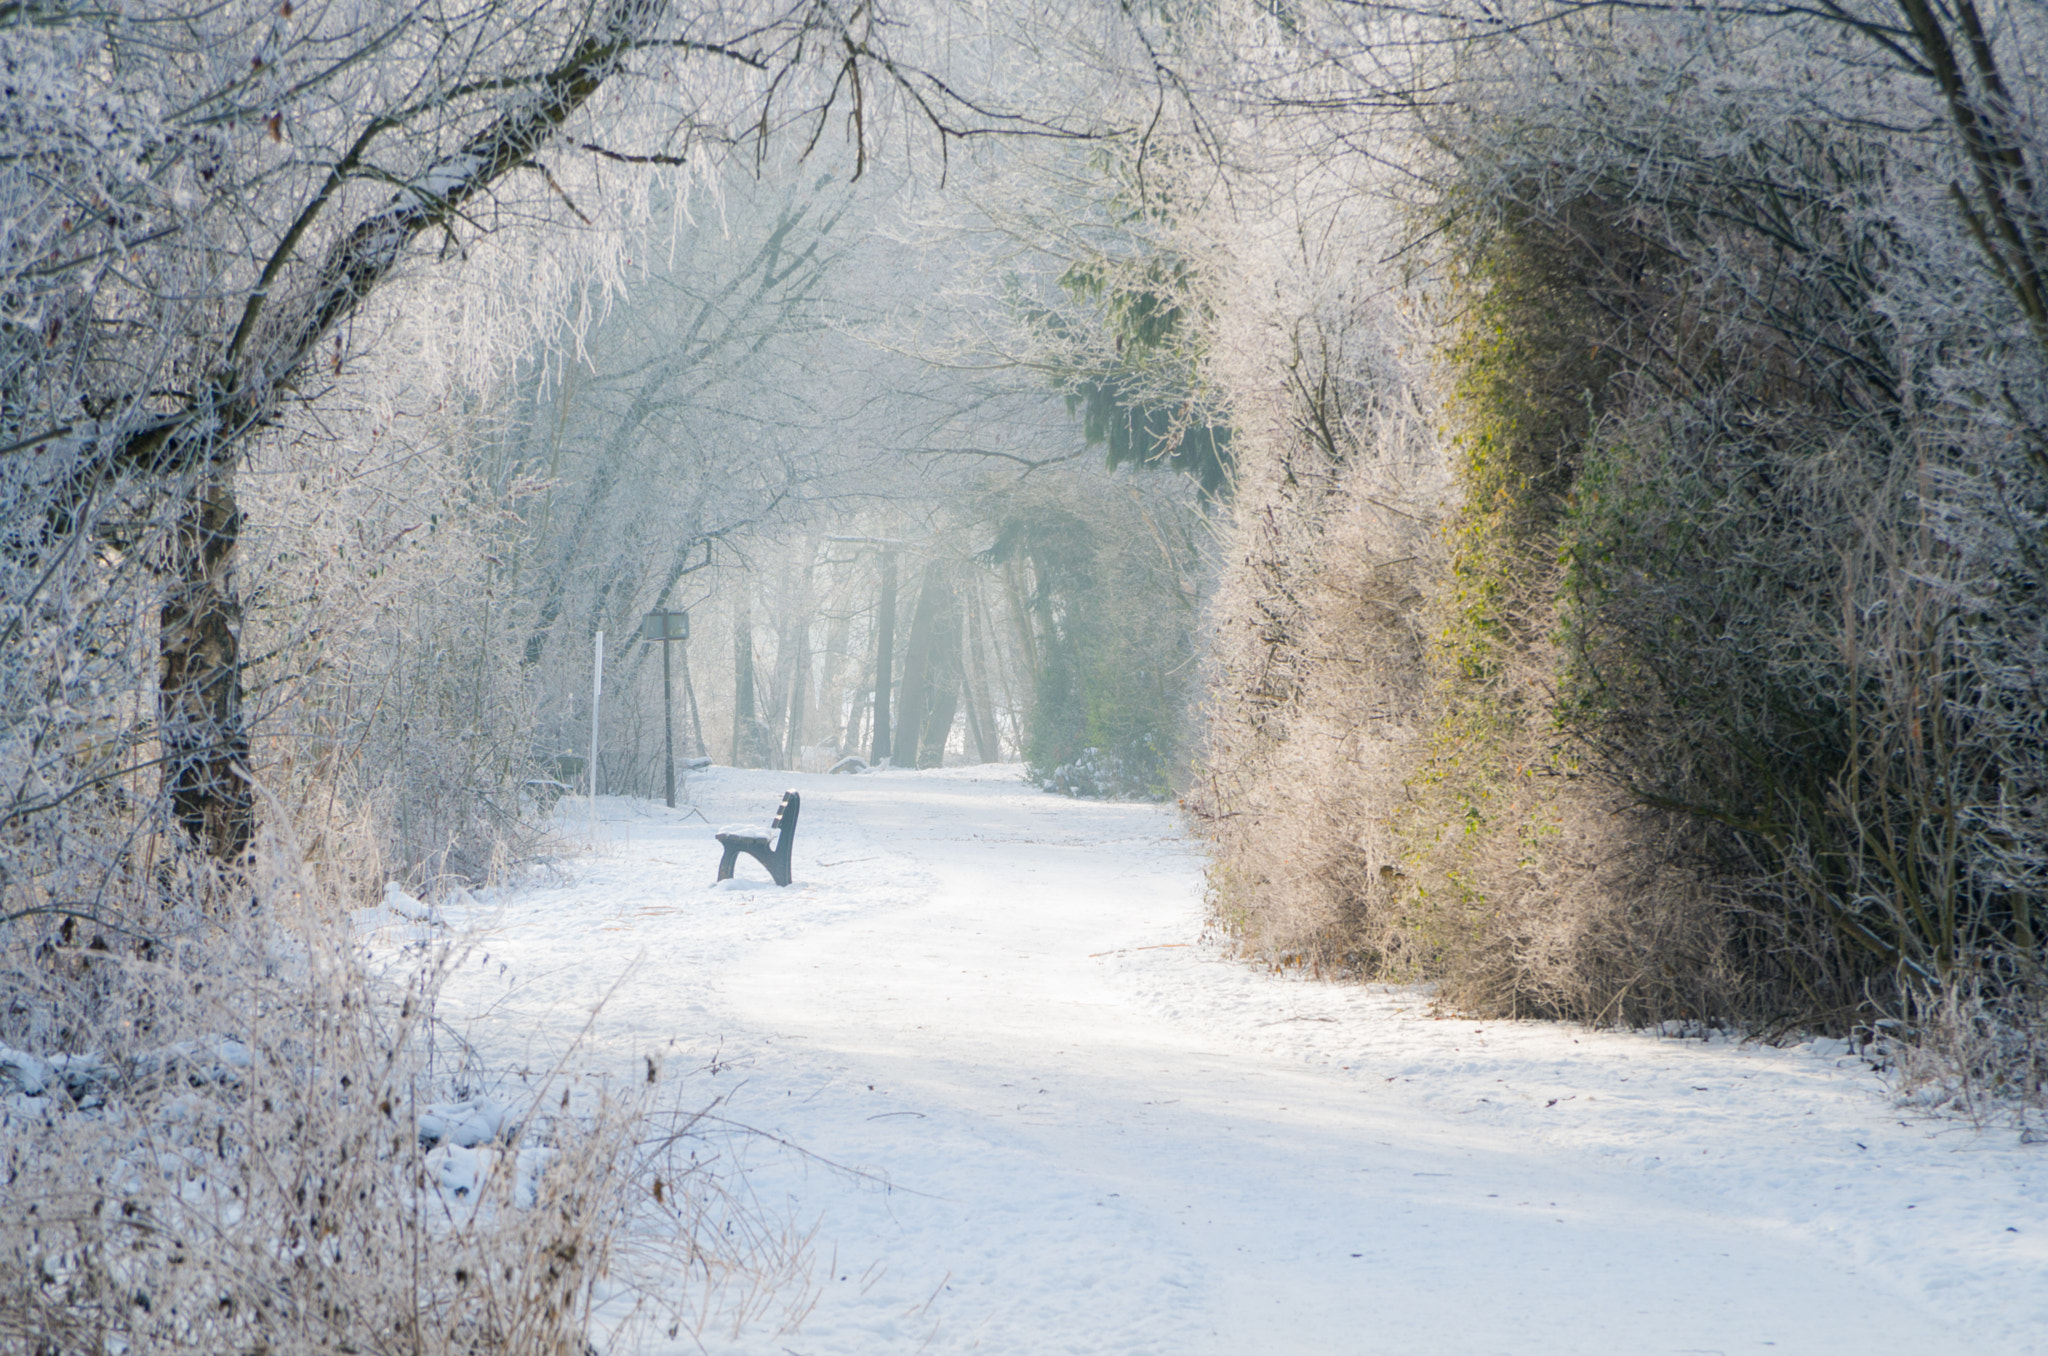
<box><xmin>428</xmin><ymin>766</ymin><xmax>2046</xmax><ymax>1355</ymax></box>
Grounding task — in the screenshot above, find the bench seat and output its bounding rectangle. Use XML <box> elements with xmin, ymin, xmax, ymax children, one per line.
<box><xmin>714</xmin><ymin>790</ymin><xmax>799</xmax><ymax>886</ymax></box>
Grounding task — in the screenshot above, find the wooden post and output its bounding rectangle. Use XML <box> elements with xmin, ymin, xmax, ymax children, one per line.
<box><xmin>660</xmin><ymin>628</ymin><xmax>675</xmax><ymax>807</ymax></box>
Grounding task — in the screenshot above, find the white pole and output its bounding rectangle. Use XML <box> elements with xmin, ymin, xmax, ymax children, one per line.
<box><xmin>588</xmin><ymin>629</ymin><xmax>605</xmax><ymax>842</ymax></box>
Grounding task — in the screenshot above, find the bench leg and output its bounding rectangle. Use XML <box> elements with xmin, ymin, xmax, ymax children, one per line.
<box><xmin>737</xmin><ymin>844</ymin><xmax>792</xmax><ymax>887</ymax></box>
<box><xmin>718</xmin><ymin>842</ymin><xmax>791</xmax><ymax>886</ymax></box>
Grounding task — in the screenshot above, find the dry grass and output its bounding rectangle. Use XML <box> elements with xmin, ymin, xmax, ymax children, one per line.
<box><xmin>1889</xmin><ymin>974</ymin><xmax>2048</xmax><ymax>1124</ymax></box>
<box><xmin>0</xmin><ymin>828</ymin><xmax>810</xmax><ymax>1356</ymax></box>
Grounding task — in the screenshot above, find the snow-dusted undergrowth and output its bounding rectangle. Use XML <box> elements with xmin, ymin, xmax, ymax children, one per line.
<box><xmin>0</xmin><ymin>866</ymin><xmax>803</xmax><ymax>1355</ymax></box>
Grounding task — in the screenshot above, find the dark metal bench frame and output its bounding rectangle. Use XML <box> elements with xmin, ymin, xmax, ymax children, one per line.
<box><xmin>715</xmin><ymin>790</ymin><xmax>800</xmax><ymax>886</ymax></box>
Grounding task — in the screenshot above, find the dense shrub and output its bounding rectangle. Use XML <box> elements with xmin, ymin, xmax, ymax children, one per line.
<box><xmin>1193</xmin><ymin>0</ymin><xmax>2048</xmax><ymax>1047</ymax></box>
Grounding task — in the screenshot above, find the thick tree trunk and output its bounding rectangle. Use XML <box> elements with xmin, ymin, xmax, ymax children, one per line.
<box><xmin>918</xmin><ymin>677</ymin><xmax>960</xmax><ymax>770</ymax></box>
<box><xmin>159</xmin><ymin>471</ymin><xmax>252</xmax><ymax>864</ymax></box>
<box><xmin>894</xmin><ymin>563</ymin><xmax>946</xmax><ymax>768</ymax></box>
<box><xmin>897</xmin><ymin>564</ymin><xmax>965</xmax><ymax>770</ymax></box>
<box><xmin>917</xmin><ymin>585</ymin><xmax>963</xmax><ymax>769</ymax></box>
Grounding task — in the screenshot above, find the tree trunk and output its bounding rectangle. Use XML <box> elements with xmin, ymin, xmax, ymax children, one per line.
<box><xmin>897</xmin><ymin>564</ymin><xmax>966</xmax><ymax>770</ymax></box>
<box><xmin>919</xmin><ymin>687</ymin><xmax>960</xmax><ymax>768</ymax></box>
<box><xmin>963</xmin><ymin>587</ymin><xmax>998</xmax><ymax>762</ymax></box>
<box><xmin>1002</xmin><ymin>558</ymin><xmax>1041</xmax><ymax>683</ymax></box>
<box><xmin>918</xmin><ymin>583</ymin><xmax>963</xmax><ymax>769</ymax></box>
<box><xmin>918</xmin><ymin>636</ymin><xmax>960</xmax><ymax>770</ymax></box>
<box><xmin>779</xmin><ymin>539</ymin><xmax>820</xmax><ymax>769</ymax></box>
<box><xmin>845</xmin><ymin>664</ymin><xmax>870</xmax><ymax>760</ymax></box>
<box><xmin>894</xmin><ymin>563</ymin><xmax>947</xmax><ymax>768</ymax></box>
<box><xmin>869</xmin><ymin>550</ymin><xmax>898</xmax><ymax>765</ymax></box>
<box><xmin>817</xmin><ymin>610</ymin><xmax>853</xmax><ymax>752</ymax></box>
<box><xmin>732</xmin><ymin>593</ymin><xmax>756</xmax><ymax>767</ymax></box>
<box><xmin>159</xmin><ymin>470</ymin><xmax>252</xmax><ymax>865</ymax></box>
<box><xmin>783</xmin><ymin>622</ymin><xmax>809</xmax><ymax>769</ymax></box>
<box><xmin>681</xmin><ymin>641</ymin><xmax>706</xmax><ymax>759</ymax></box>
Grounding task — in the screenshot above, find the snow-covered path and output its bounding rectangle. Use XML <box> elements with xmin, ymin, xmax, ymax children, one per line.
<box><xmin>431</xmin><ymin>767</ymin><xmax>2047</xmax><ymax>1354</ymax></box>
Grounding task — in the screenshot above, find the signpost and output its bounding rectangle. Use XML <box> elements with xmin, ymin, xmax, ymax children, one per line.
<box><xmin>640</xmin><ymin>609</ymin><xmax>690</xmax><ymax>807</ymax></box>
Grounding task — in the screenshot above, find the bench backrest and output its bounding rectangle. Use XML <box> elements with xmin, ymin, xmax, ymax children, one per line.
<box><xmin>770</xmin><ymin>790</ymin><xmax>800</xmax><ymax>848</ymax></box>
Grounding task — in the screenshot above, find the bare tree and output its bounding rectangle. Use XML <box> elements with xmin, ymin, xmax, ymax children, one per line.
<box><xmin>3</xmin><ymin>0</ymin><xmax>1131</xmax><ymax>881</ymax></box>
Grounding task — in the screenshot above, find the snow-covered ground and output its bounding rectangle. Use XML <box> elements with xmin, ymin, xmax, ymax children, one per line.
<box><xmin>418</xmin><ymin>766</ymin><xmax>2048</xmax><ymax>1354</ymax></box>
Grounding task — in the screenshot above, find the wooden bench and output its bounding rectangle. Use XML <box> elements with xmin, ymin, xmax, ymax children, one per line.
<box><xmin>715</xmin><ymin>790</ymin><xmax>800</xmax><ymax>887</ymax></box>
